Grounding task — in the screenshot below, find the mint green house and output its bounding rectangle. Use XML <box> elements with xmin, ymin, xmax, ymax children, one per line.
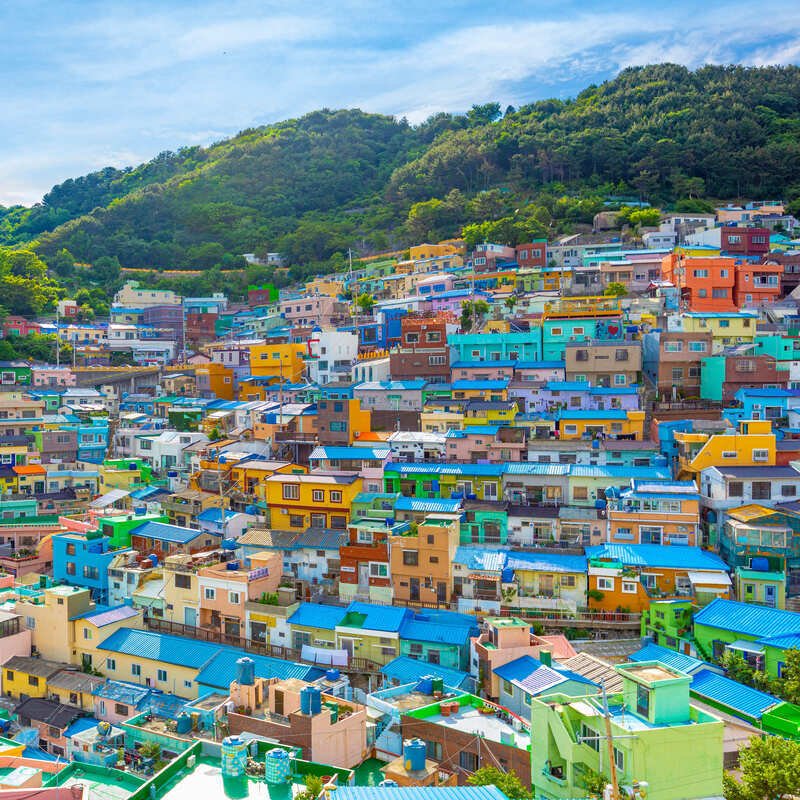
<box><xmin>460</xmin><ymin>503</ymin><xmax>508</xmax><ymax>545</ymax></box>
<box><xmin>95</xmin><ymin>512</ymin><xmax>168</xmax><ymax>549</ymax></box>
<box><xmin>640</xmin><ymin>599</ymin><xmax>694</xmax><ymax>649</ymax></box>
<box><xmin>699</xmin><ymin>356</ymin><xmax>725</xmax><ymax>402</ymax></box>
<box><xmin>734</xmin><ymin>566</ymin><xmax>786</xmax><ymax>609</ymax></box>
<box><xmin>448</xmin><ymin>332</ymin><xmax>542</xmax><ymax>362</ymax></box>
<box><xmin>530</xmin><ymin>661</ymin><xmax>723</xmax><ymax>800</ymax></box>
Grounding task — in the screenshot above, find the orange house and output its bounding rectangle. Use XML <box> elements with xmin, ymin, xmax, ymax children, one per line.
<box><xmin>662</xmin><ymin>254</ymin><xmax>736</xmax><ymax>312</ymax></box>
<box><xmin>733</xmin><ymin>262</ymin><xmax>782</xmax><ymax>308</ymax></box>
<box><xmin>586</xmin><ymin>543</ymin><xmax>731</xmax><ymax>613</ymax></box>
<box><xmin>194</xmin><ymin>362</ymin><xmax>235</xmax><ymax>400</ymax></box>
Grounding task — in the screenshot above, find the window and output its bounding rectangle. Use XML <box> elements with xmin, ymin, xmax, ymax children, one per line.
<box><xmin>83</xmin><ymin>566</ymin><xmax>99</xmax><ymax>580</ymax></box>
<box><xmin>403</xmin><ymin>550</ymin><xmax>419</xmax><ymax>566</ymax></box>
<box><xmin>671</xmin><ymin>367</ymin><xmax>683</xmax><ymax>381</ymax></box>
<box><xmin>581</xmin><ymin>723</ymin><xmax>599</xmax><ymax>750</ymax></box>
<box><xmin>426</xmin><ymin>741</ymin><xmax>443</xmax><ymax>760</ymax></box>
<box><xmin>66</xmin><ymin>543</ymin><xmax>76</xmax><ymax>555</ymax></box>
<box><xmin>728</xmin><ymin>481</ymin><xmax>743</xmax><ymax>498</ymax></box>
<box><xmin>114</xmin><ymin>703</ymin><xmax>127</xmax><ymax>716</ymax></box>
<box><xmin>290</xmin><ymin>515</ymin><xmax>305</xmax><ymax>528</ymax></box>
<box><xmin>664</xmin><ymin>341</ymin><xmax>683</xmax><ymax>353</ymax></box>
<box><xmin>688</xmin><ymin>340</ymin><xmax>708</xmax><ymax>352</ymax></box>
<box><xmin>330</xmin><ymin>491</ymin><xmax>343</xmax><ymax>503</ymax></box>
<box><xmin>622</xmin><ymin>581</ymin><xmax>638</xmax><ymax>594</ymax></box>
<box><xmin>204</xmin><ymin>588</ymin><xmax>216</xmax><ymax>600</ymax></box>
<box><xmin>369</xmin><ymin>562</ymin><xmax>388</xmax><ymax>578</ymax></box>
<box><xmin>573</xmin><ymin>486</ymin><xmax>588</xmax><ymax>500</ymax></box>
<box><xmin>753</xmin><ymin>449</ymin><xmax>769</xmax><ymax>462</ymax></box>
<box><xmin>459</xmin><ymin>752</ymin><xmax>478</xmax><ymax>772</ymax></box>
<box><xmin>175</xmin><ymin>573</ymin><xmax>191</xmax><ymax>589</ymax></box>
<box><xmin>429</xmin><ymin>355</ymin><xmax>446</xmax><ymax>365</ymax></box>
<box><xmin>184</xmin><ymin>680</ymin><xmax>192</xmax><ymax>689</ymax></box>
<box><xmin>693</xmin><ymin>269</ymin><xmax>709</xmax><ymax>278</ymax></box>
<box><xmin>66</xmin><ymin>562</ymin><xmax>76</xmax><ymax>575</ymax></box>
<box><xmin>131</xmin><ymin>664</ymin><xmax>141</xmax><ymax>677</ymax></box>
<box><xmin>597</xmin><ymin>577</ymin><xmax>613</xmax><ymax>591</ymax></box>
<box><xmin>106</xmin><ymin>658</ymin><xmax>116</xmax><ymax>671</ymax></box>
<box><xmin>83</xmin><ymin>627</ymin><xmax>92</xmax><ymax>640</ymax></box>
<box><xmin>229</xmin><ymin>591</ymin><xmax>241</xmax><ymax>604</ymax></box>
<box><xmin>551</xmin><ymin>327</ymin><xmax>562</xmax><ymax>336</ymax></box>
<box><xmin>430</xmin><ymin>556</ymin><xmax>439</xmax><ymax>564</ymax></box>
<box><xmin>329</xmin><ymin>421</ymin><xmax>347</xmax><ymax>432</ymax></box>
<box><xmin>157</xmin><ymin>669</ymin><xmax>167</xmax><ymax>682</ymax></box>
<box><xmin>614</xmin><ymin>747</ymin><xmax>625</xmax><ymax>772</ymax></box>
<box><xmin>282</xmin><ymin>483</ymin><xmax>299</xmax><ymax>500</ymax></box>
<box><xmin>615</xmin><ymin>349</ymin><xmax>629</xmax><ymax>361</ymax></box>
<box><xmin>614</xmin><ymin>374</ymin><xmax>627</xmax><ymax>385</ymax></box>
<box><xmin>502</xmin><ymin>679</ymin><xmax>513</xmax><ymax>695</ymax></box>
<box><xmin>28</xmin><ymin>675</ymin><xmax>39</xmax><ymax>687</ymax></box>
<box><xmin>312</xmin><ymin>489</ymin><xmax>324</xmax><ymax>503</ymax></box>
<box><xmin>782</xmin><ymin>485</ymin><xmax>797</xmax><ymax>497</ymax></box>
<box><xmin>752</xmin><ymin>481</ymin><xmax>771</xmax><ymax>500</ymax></box>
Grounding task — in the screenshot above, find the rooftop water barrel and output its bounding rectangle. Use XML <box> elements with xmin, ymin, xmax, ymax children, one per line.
<box><xmin>654</xmin><ymin>455</ymin><xmax>669</xmax><ymax>467</ymax></box>
<box><xmin>167</xmin><ymin>471</ymin><xmax>178</xmax><ymax>478</ymax></box>
<box><xmin>431</xmin><ymin>677</ymin><xmax>444</xmax><ymax>694</ymax></box>
<box><xmin>148</xmin><ymin>554</ymin><xmax>159</xmax><ymax>567</ymax></box>
<box><xmin>403</xmin><ymin>738</ymin><xmax>426</xmax><ymax>772</ymax></box>
<box><xmin>236</xmin><ymin>657</ymin><xmax>255</xmax><ymax>686</ymax></box>
<box><xmin>175</xmin><ymin>713</ymin><xmax>192</xmax><ymax>734</ymax></box>
<box><xmin>221</xmin><ymin>736</ymin><xmax>248</xmax><ymax>778</ymax></box>
<box><xmin>591</xmin><ymin>438</ymin><xmax>600</xmax><ymax>449</ymax></box>
<box><xmin>135</xmin><ymin>507</ymin><xmax>147</xmax><ymax>515</ymax></box>
<box><xmin>226</xmin><ymin>560</ymin><xmax>240</xmax><ymax>571</ymax></box>
<box><xmin>221</xmin><ymin>538</ymin><xmax>238</xmax><ymax>551</ymax></box>
<box><xmin>264</xmin><ymin>749</ymin><xmax>291</xmax><ymax>785</ymax></box>
<box><xmin>325</xmin><ymin>669</ymin><xmax>340</xmax><ymax>682</ymax></box>
<box><xmin>379</xmin><ymin>780</ymin><xmax>399</xmax><ymax>787</ymax></box>
<box><xmin>416</xmin><ymin>677</ymin><xmax>433</xmax><ymax>695</ymax></box>
<box><xmin>300</xmin><ymin>686</ymin><xmax>322</xmax><ymax>716</ymax></box>
<box><xmin>501</xmin><ymin>567</ymin><xmax>514</xmax><ymax>583</ymax></box>
<box><xmin>751</xmin><ymin>556</ymin><xmax>770</xmax><ymax>572</ymax></box>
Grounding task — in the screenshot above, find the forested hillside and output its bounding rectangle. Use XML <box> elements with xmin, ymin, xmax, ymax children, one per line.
<box><xmin>2</xmin><ymin>63</ymin><xmax>800</xmax><ymax>282</ymax></box>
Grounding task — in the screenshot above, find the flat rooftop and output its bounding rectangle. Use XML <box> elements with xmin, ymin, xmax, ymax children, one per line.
<box><xmin>420</xmin><ymin>704</ymin><xmax>530</xmax><ymax>750</ymax></box>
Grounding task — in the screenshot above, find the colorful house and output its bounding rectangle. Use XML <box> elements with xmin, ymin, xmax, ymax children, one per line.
<box><xmin>264</xmin><ymin>471</ymin><xmax>362</xmax><ymax>531</ymax></box>
<box><xmin>557</xmin><ymin>409</ymin><xmax>645</xmax><ymax>441</ymax></box>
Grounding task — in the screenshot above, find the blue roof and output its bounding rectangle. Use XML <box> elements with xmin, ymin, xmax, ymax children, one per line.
<box><xmin>506</xmin><ymin>551</ymin><xmax>587</xmax><ymax>574</ymax></box>
<box><xmin>196</xmin><ymin>650</ymin><xmax>322</xmax><ymax>690</ymax></box>
<box><xmin>64</xmin><ymin>717</ymin><xmax>101</xmax><ymax>738</ymax></box>
<box><xmin>691</xmin><ymin>668</ymin><xmax>780</xmax><ymax>719</ymax></box>
<box><xmin>570</xmin><ymin>465</ymin><xmax>671</xmax><ymax>480</ymax></box>
<box><xmin>452</xmin><ymin>360</ymin><xmax>516</xmax><ymax>368</ymax></box>
<box><xmin>288</xmin><ymin>603</ymin><xmax>346</xmax><ymax>630</ymax></box>
<box><xmin>394</xmin><ymin>497</ymin><xmax>462</xmax><ymax>513</ymax></box>
<box><xmin>380</xmin><ymin>656</ymin><xmax>472</xmax><ymax>690</ymax></box>
<box><xmin>694</xmin><ymin>599</ymin><xmax>800</xmax><ymax>640</ymax></box>
<box><xmin>494</xmin><ymin>655</ymin><xmax>595</xmax><ymax>694</ymax></box>
<box><xmin>97</xmin><ymin>627</ymin><xmax>220</xmax><ymax>669</ymax></box>
<box><xmin>514</xmin><ymin>361</ymin><xmax>565</xmax><ymax>369</ymax></box>
<box><xmin>559</xmin><ymin>409</ymin><xmax>629</xmax><ymax>420</ymax></box>
<box><xmin>388</xmin><ymin>463</ymin><xmax>504</xmax><ymax>477</ymax></box>
<box><xmin>130</xmin><ymin>486</ymin><xmax>169</xmax><ymax>500</ymax></box>
<box><xmin>586</xmin><ymin>544</ymin><xmax>729</xmax><ymax>571</ymax></box>
<box><xmin>129</xmin><ymin>521</ymin><xmax>205</xmax><ymax>544</ymax></box>
<box><xmin>735</xmin><ymin>387</ymin><xmax>800</xmax><ymax>398</ymax></box>
<box><xmin>335</xmin><ymin>789</ymin><xmax>507</xmax><ymax>800</ymax></box>
<box><xmin>93</xmin><ymin>680</ymin><xmax>151</xmax><ymax>705</ymax></box>
<box><xmin>309</xmin><ymin>446</ymin><xmax>391</xmax><ymax>461</ymax></box>
<box><xmin>451</xmin><ymin>380</ymin><xmax>510</xmax><ymax>390</ymax></box>
<box><xmin>342</xmin><ymin>601</ymin><xmax>412</xmax><ymax>633</ymax></box>
<box><xmin>543</xmin><ymin>381</ymin><xmax>592</xmax><ymax>391</ymax></box>
<box><xmin>453</xmin><ymin>547</ymin><xmax>508</xmax><ymax>572</ymax></box>
<box><xmin>629</xmin><ymin>643</ymin><xmax>709</xmax><ymax>675</ymax></box>
<box><xmin>445</xmin><ymin>426</ymin><xmax>501</xmax><ymax>438</ymax></box>
<box><xmin>399</xmin><ymin>620</ymin><xmax>475</xmax><ymax>646</ymax></box>
<box><xmin>196</xmin><ymin>508</ymin><xmax>240</xmax><ymax>523</ymax></box>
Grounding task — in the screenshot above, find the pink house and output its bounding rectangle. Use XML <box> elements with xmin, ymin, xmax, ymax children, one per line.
<box><xmin>0</xmin><ymin>610</ymin><xmax>32</xmax><ymax>666</ymax></box>
<box><xmin>450</xmin><ymin>363</ymin><xmax>516</xmax><ymax>381</ymax></box>
<box><xmin>445</xmin><ymin>426</ymin><xmax>526</xmax><ymax>463</ymax></box>
<box><xmin>31</xmin><ymin>367</ymin><xmax>77</xmax><ymax>388</ymax></box>
<box><xmin>280</xmin><ymin>295</ymin><xmax>348</xmax><ymax>327</ymax></box>
<box><xmin>198</xmin><ymin>551</ymin><xmax>282</xmax><ymax>637</ymax></box>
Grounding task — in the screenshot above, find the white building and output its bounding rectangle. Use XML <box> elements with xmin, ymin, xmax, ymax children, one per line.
<box><xmin>386</xmin><ymin>430</ymin><xmax>446</xmax><ymax>462</ymax></box>
<box><xmin>114</xmin><ymin>281</ymin><xmax>181</xmax><ymax>308</ymax></box>
<box><xmin>307</xmin><ymin>330</ymin><xmax>359</xmax><ymax>385</ymax></box>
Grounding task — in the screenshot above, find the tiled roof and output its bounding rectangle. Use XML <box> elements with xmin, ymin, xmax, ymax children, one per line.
<box><xmin>48</xmin><ymin>671</ymin><xmax>105</xmax><ymax>693</ymax></box>
<box><xmin>14</xmin><ymin>697</ymin><xmax>84</xmax><ymax>730</ymax></box>
<box><xmin>690</xmin><ymin>668</ymin><xmax>780</xmax><ymax>719</ymax></box>
<box><xmin>3</xmin><ymin>656</ymin><xmax>67</xmax><ymax>678</ymax></box>
<box><xmin>237</xmin><ymin>528</ymin><xmax>300</xmax><ymax>548</ymax></box>
<box><xmin>293</xmin><ymin>529</ymin><xmax>348</xmax><ymax>550</ymax></box>
<box><xmin>694</xmin><ymin>599</ymin><xmax>800</xmax><ymax>640</ymax></box>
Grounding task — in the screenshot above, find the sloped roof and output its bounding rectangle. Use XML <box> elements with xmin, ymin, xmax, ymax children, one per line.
<box><xmin>97</xmin><ymin>627</ymin><xmax>220</xmax><ymax>669</ymax></box>
<box><xmin>629</xmin><ymin>643</ymin><xmax>709</xmax><ymax>675</ymax></box>
<box><xmin>586</xmin><ymin>544</ymin><xmax>729</xmax><ymax>572</ymax></box>
<box><xmin>694</xmin><ymin>598</ymin><xmax>800</xmax><ymax>640</ymax></box>
<box><xmin>380</xmin><ymin>656</ymin><xmax>471</xmax><ymax>690</ymax></box>
<box><xmin>690</xmin><ymin>668</ymin><xmax>780</xmax><ymax>720</ymax></box>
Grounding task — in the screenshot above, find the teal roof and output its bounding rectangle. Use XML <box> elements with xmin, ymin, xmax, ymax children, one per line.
<box><xmin>97</xmin><ymin>627</ymin><xmax>219</xmax><ymax>669</ymax></box>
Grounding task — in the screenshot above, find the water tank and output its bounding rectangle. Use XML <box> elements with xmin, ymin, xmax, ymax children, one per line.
<box><xmin>501</xmin><ymin>567</ymin><xmax>514</xmax><ymax>583</ymax></box>
<box><xmin>403</xmin><ymin>738</ymin><xmax>427</xmax><ymax>772</ymax></box>
<box><xmin>221</xmin><ymin>538</ymin><xmax>238</xmax><ymax>551</ymax></box>
<box><xmin>39</xmin><ymin>575</ymin><xmax>47</xmax><ymax>588</ymax></box>
<box><xmin>751</xmin><ymin>556</ymin><xmax>770</xmax><ymax>573</ymax></box>
<box><xmin>264</xmin><ymin>749</ymin><xmax>291</xmax><ymax>785</ymax></box>
<box><xmin>135</xmin><ymin>507</ymin><xmax>147</xmax><ymax>515</ymax></box>
<box><xmin>431</xmin><ymin>677</ymin><xmax>444</xmax><ymax>694</ymax></box>
<box><xmin>147</xmin><ymin>554</ymin><xmax>159</xmax><ymax>567</ymax></box>
<box><xmin>654</xmin><ymin>455</ymin><xmax>669</xmax><ymax>467</ymax></box>
<box><xmin>220</xmin><ymin>736</ymin><xmax>248</xmax><ymax>778</ymax></box>
<box><xmin>175</xmin><ymin>713</ymin><xmax>192</xmax><ymax>734</ymax></box>
<box><xmin>236</xmin><ymin>657</ymin><xmax>255</xmax><ymax>686</ymax></box>
<box><xmin>128</xmin><ymin>463</ymin><xmax>138</xmax><ymax>471</ymax></box>
<box><xmin>96</xmin><ymin>721</ymin><xmax>112</xmax><ymax>739</ymax></box>
<box><xmin>591</xmin><ymin>438</ymin><xmax>600</xmax><ymax>449</ymax></box>
<box><xmin>416</xmin><ymin>677</ymin><xmax>433</xmax><ymax>695</ymax></box>
<box><xmin>300</xmin><ymin>686</ymin><xmax>322</xmax><ymax>716</ymax></box>
<box><xmin>379</xmin><ymin>780</ymin><xmax>399</xmax><ymax>788</ymax></box>
<box><xmin>226</xmin><ymin>560</ymin><xmax>240</xmax><ymax>571</ymax></box>
<box><xmin>325</xmin><ymin>669</ymin><xmax>340</xmax><ymax>682</ymax></box>
<box><xmin>167</xmin><ymin>471</ymin><xmax>178</xmax><ymax>478</ymax></box>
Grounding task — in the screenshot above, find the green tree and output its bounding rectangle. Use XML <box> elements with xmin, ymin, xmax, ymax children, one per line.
<box><xmin>468</xmin><ymin>767</ymin><xmax>532</xmax><ymax>800</ymax></box>
<box><xmin>719</xmin><ymin>650</ymin><xmax>755</xmax><ymax>687</ymax></box>
<box><xmin>604</xmin><ymin>282</ymin><xmax>628</xmax><ymax>297</ymax></box>
<box><xmin>777</xmin><ymin>648</ymin><xmax>800</xmax><ymax>704</ymax></box>
<box><xmin>723</xmin><ymin>736</ymin><xmax>800</xmax><ymax>800</ymax></box>
<box><xmin>355</xmin><ymin>293</ymin><xmax>375</xmax><ymax>315</ymax></box>
<box><xmin>466</xmin><ymin>103</ymin><xmax>502</xmax><ymax>127</ymax></box>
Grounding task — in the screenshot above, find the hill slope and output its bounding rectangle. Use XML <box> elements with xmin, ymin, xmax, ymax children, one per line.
<box><xmin>5</xmin><ymin>63</ymin><xmax>800</xmax><ymax>271</ymax></box>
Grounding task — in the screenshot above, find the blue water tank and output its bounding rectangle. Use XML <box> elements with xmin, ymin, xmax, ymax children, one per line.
<box><xmin>221</xmin><ymin>538</ymin><xmax>238</xmax><ymax>551</ymax></box>
<box><xmin>148</xmin><ymin>554</ymin><xmax>159</xmax><ymax>567</ymax></box>
<box><xmin>591</xmin><ymin>438</ymin><xmax>600</xmax><ymax>449</ymax></box>
<box><xmin>751</xmin><ymin>557</ymin><xmax>770</xmax><ymax>573</ymax></box>
<box><xmin>175</xmin><ymin>713</ymin><xmax>192</xmax><ymax>734</ymax></box>
<box><xmin>325</xmin><ymin>669</ymin><xmax>340</xmax><ymax>682</ymax></box>
<box><xmin>300</xmin><ymin>686</ymin><xmax>322</xmax><ymax>715</ymax></box>
<box><xmin>167</xmin><ymin>470</ymin><xmax>178</xmax><ymax>478</ymax></box>
<box><xmin>135</xmin><ymin>507</ymin><xmax>147</xmax><ymax>515</ymax></box>
<box><xmin>501</xmin><ymin>567</ymin><xmax>514</xmax><ymax>583</ymax></box>
<box><xmin>128</xmin><ymin>463</ymin><xmax>138</xmax><ymax>470</ymax></box>
<box><xmin>226</xmin><ymin>560</ymin><xmax>240</xmax><ymax>571</ymax></box>
<box><xmin>654</xmin><ymin>455</ymin><xmax>669</xmax><ymax>467</ymax></box>
<box><xmin>236</xmin><ymin>657</ymin><xmax>255</xmax><ymax>686</ymax></box>
<box><xmin>379</xmin><ymin>780</ymin><xmax>399</xmax><ymax>787</ymax></box>
<box><xmin>416</xmin><ymin>677</ymin><xmax>433</xmax><ymax>695</ymax></box>
<box><xmin>403</xmin><ymin>739</ymin><xmax>427</xmax><ymax>772</ymax></box>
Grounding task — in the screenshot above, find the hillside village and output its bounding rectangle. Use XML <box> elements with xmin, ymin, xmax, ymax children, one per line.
<box><xmin>2</xmin><ymin>201</ymin><xmax>800</xmax><ymax>800</ymax></box>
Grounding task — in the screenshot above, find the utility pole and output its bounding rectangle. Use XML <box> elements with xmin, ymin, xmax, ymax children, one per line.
<box><xmin>601</xmin><ymin>681</ymin><xmax>621</xmax><ymax>800</ymax></box>
<box><xmin>55</xmin><ymin>305</ymin><xmax>60</xmax><ymax>368</ymax></box>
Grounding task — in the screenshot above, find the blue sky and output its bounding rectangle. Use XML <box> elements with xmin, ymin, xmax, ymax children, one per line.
<box><xmin>2</xmin><ymin>0</ymin><xmax>800</xmax><ymax>205</ymax></box>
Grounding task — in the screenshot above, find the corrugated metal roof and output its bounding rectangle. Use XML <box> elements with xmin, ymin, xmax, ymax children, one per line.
<box><xmin>195</xmin><ymin>650</ymin><xmax>321</xmax><ymax>689</ymax></box>
<box><xmin>380</xmin><ymin>656</ymin><xmax>471</xmax><ymax>690</ymax></box>
<box><xmin>503</xmin><ymin>463</ymin><xmax>571</xmax><ymax>476</ymax></box>
<box><xmin>93</xmin><ymin>680</ymin><xmax>151</xmax><ymax>705</ymax></box>
<box><xmin>453</xmin><ymin>547</ymin><xmax>508</xmax><ymax>572</ymax></box>
<box><xmin>586</xmin><ymin>544</ymin><xmax>729</xmax><ymax>572</ymax></box>
<box><xmin>342</xmin><ymin>601</ymin><xmax>413</xmax><ymax>633</ymax></box>
<box><xmin>629</xmin><ymin>643</ymin><xmax>709</xmax><ymax>675</ymax></box>
<box><xmin>288</xmin><ymin>603</ymin><xmax>346</xmax><ymax>630</ymax></box>
<box><xmin>570</xmin><ymin>465</ymin><xmax>670</xmax><ymax>479</ymax></box>
<box><xmin>398</xmin><ymin>620</ymin><xmax>475</xmax><ymax>646</ymax></box>
<box><xmin>309</xmin><ymin>446</ymin><xmax>391</xmax><ymax>461</ymax></box>
<box><xmin>72</xmin><ymin>605</ymin><xmax>140</xmax><ymax>628</ymax></box>
<box><xmin>294</xmin><ymin>529</ymin><xmax>348</xmax><ymax>550</ymax></box>
<box><xmin>129</xmin><ymin>521</ymin><xmax>205</xmax><ymax>544</ymax></box>
<box><xmin>559</xmin><ymin>653</ymin><xmax>624</xmax><ymax>693</ymax></box>
<box><xmin>388</xmin><ymin>463</ymin><xmax>504</xmax><ymax>477</ymax></box>
<box><xmin>334</xmin><ymin>787</ymin><xmax>508</xmax><ymax>800</ymax></box>
<box><xmin>97</xmin><ymin>627</ymin><xmax>220</xmax><ymax>669</ymax></box>
<box><xmin>506</xmin><ymin>551</ymin><xmax>587</xmax><ymax>573</ymax></box>
<box><xmin>694</xmin><ymin>599</ymin><xmax>800</xmax><ymax>640</ymax></box>
<box><xmin>394</xmin><ymin>496</ymin><xmax>462</xmax><ymax>513</ymax></box>
<box><xmin>690</xmin><ymin>668</ymin><xmax>779</xmax><ymax>719</ymax></box>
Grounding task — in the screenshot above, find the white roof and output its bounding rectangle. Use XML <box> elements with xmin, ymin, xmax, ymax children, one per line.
<box><xmin>90</xmin><ymin>489</ymin><xmax>130</xmax><ymax>508</ymax></box>
<box><xmin>687</xmin><ymin>571</ymin><xmax>732</xmax><ymax>586</ymax></box>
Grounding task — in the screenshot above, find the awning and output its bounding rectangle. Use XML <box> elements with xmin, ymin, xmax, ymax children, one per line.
<box><xmin>687</xmin><ymin>571</ymin><xmax>731</xmax><ymax>587</ymax></box>
<box><xmin>90</xmin><ymin>488</ymin><xmax>130</xmax><ymax>508</ymax></box>
<box><xmin>727</xmin><ymin>640</ymin><xmax>765</xmax><ymax>655</ymax></box>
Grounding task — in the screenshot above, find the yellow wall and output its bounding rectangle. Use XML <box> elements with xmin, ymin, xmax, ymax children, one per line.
<box><xmin>249</xmin><ymin>343</ymin><xmax>307</xmax><ymax>381</ymax></box>
<box><xmin>91</xmin><ymin>650</ymin><xmax>199</xmax><ymax>699</ymax></box>
<box><xmin>2</xmin><ymin>667</ymin><xmax>50</xmax><ymax>699</ymax></box>
<box><xmin>683</xmin><ymin>420</ymin><xmax>775</xmax><ymax>476</ymax></box>
<box><xmin>265</xmin><ymin>475</ymin><xmax>362</xmax><ymax>530</ymax></box>
<box><xmin>559</xmin><ymin>411</ymin><xmax>645</xmax><ymax>441</ymax></box>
